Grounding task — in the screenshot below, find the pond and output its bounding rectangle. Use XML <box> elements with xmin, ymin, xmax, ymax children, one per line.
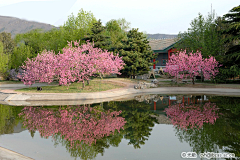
<box><xmin>0</xmin><ymin>94</ymin><xmax>239</xmax><ymax>160</ymax></box>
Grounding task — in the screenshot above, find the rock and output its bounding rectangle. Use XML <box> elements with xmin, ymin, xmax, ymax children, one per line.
<box><xmin>151</xmin><ymin>79</ymin><xmax>158</xmax><ymax>84</ymax></box>
<box><xmin>134</xmin><ymin>82</ymin><xmax>157</xmax><ymax>89</ymax></box>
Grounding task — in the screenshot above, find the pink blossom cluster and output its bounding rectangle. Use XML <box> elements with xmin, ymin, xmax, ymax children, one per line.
<box><xmin>19</xmin><ymin>106</ymin><xmax>126</xmax><ymax>148</ymax></box>
<box><xmin>164</xmin><ymin>50</ymin><xmax>220</xmax><ymax>80</ymax></box>
<box><xmin>164</xmin><ymin>102</ymin><xmax>219</xmax><ymax>130</ymax></box>
<box><xmin>19</xmin><ymin>41</ymin><xmax>125</xmax><ymax>86</ymax></box>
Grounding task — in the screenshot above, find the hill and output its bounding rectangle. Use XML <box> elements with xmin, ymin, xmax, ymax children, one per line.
<box><xmin>0</xmin><ymin>15</ymin><xmax>178</xmax><ymax>39</ymax></box>
<box><xmin>147</xmin><ymin>33</ymin><xmax>177</xmax><ymax>39</ymax></box>
<box><xmin>0</xmin><ymin>15</ymin><xmax>57</xmax><ymax>37</ymax></box>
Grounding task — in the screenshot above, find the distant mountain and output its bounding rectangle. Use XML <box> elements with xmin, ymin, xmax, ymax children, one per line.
<box><xmin>0</xmin><ymin>15</ymin><xmax>57</xmax><ymax>37</ymax></box>
<box><xmin>147</xmin><ymin>33</ymin><xmax>177</xmax><ymax>39</ymax></box>
<box><xmin>0</xmin><ymin>15</ymin><xmax>178</xmax><ymax>39</ymax></box>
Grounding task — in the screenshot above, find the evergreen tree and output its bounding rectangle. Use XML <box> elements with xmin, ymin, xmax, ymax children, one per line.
<box><xmin>221</xmin><ymin>5</ymin><xmax>240</xmax><ymax>79</ymax></box>
<box><xmin>82</xmin><ymin>20</ymin><xmax>111</xmax><ymax>50</ymax></box>
<box><xmin>118</xmin><ymin>28</ymin><xmax>157</xmax><ymax>77</ymax></box>
<box><xmin>174</xmin><ymin>11</ymin><xmax>225</xmax><ymax>58</ymax></box>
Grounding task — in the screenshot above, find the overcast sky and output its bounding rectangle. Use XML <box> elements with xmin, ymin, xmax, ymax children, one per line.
<box><xmin>0</xmin><ymin>0</ymin><xmax>239</xmax><ymax>34</ymax></box>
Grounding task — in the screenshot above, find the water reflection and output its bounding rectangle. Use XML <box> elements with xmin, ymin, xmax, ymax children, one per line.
<box><xmin>103</xmin><ymin>101</ymin><xmax>159</xmax><ymax>149</ymax></box>
<box><xmin>0</xmin><ymin>95</ymin><xmax>239</xmax><ymax>159</ymax></box>
<box><xmin>175</xmin><ymin>96</ymin><xmax>240</xmax><ymax>157</ymax></box>
<box><xmin>19</xmin><ymin>105</ymin><xmax>126</xmax><ymax>147</ymax></box>
<box><xmin>165</xmin><ymin>102</ymin><xmax>219</xmax><ymax>130</ymax></box>
<box><xmin>0</xmin><ymin>104</ymin><xmax>24</xmax><ymax>134</ymax></box>
<box><xmin>133</xmin><ymin>95</ymin><xmax>240</xmax><ymax>158</ymax></box>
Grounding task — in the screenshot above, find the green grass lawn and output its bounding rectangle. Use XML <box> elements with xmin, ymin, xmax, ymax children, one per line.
<box><xmin>157</xmin><ymin>80</ymin><xmax>240</xmax><ymax>89</ymax></box>
<box><xmin>17</xmin><ymin>80</ymin><xmax>126</xmax><ymax>93</ymax></box>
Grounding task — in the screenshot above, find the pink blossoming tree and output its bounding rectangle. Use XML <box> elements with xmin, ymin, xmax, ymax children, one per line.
<box><xmin>19</xmin><ymin>41</ymin><xmax>125</xmax><ymax>86</ymax></box>
<box><xmin>164</xmin><ymin>50</ymin><xmax>220</xmax><ymax>84</ymax></box>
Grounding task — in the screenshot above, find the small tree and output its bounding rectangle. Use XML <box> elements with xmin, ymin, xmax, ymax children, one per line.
<box><xmin>165</xmin><ymin>50</ymin><xmax>220</xmax><ymax>84</ymax></box>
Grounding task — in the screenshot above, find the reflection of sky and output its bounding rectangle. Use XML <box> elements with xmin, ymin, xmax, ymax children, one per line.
<box><xmin>98</xmin><ymin>124</ymin><xmax>194</xmax><ymax>160</ymax></box>
<box><xmin>0</xmin><ymin>124</ymin><xmax>198</xmax><ymax>160</ymax></box>
<box><xmin>0</xmin><ymin>131</ymin><xmax>71</xmax><ymax>160</ymax></box>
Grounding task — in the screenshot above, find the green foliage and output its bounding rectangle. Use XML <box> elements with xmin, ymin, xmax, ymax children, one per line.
<box><xmin>174</xmin><ymin>11</ymin><xmax>225</xmax><ymax>58</ymax></box>
<box><xmin>0</xmin><ymin>32</ymin><xmax>15</xmax><ymax>78</ymax></box>
<box><xmin>175</xmin><ymin>7</ymin><xmax>240</xmax><ymax>82</ymax></box>
<box><xmin>0</xmin><ymin>42</ymin><xmax>8</xmax><ymax>77</ymax></box>
<box><xmin>63</xmin><ymin>8</ymin><xmax>97</xmax><ymax>42</ymax></box>
<box><xmin>15</xmin><ymin>9</ymin><xmax>97</xmax><ymax>55</ymax></box>
<box><xmin>105</xmin><ymin>19</ymin><xmax>128</xmax><ymax>52</ymax></box>
<box><xmin>14</xmin><ymin>29</ymin><xmax>45</xmax><ymax>56</ymax></box>
<box><xmin>0</xmin><ymin>32</ymin><xmax>15</xmax><ymax>55</ymax></box>
<box><xmin>39</xmin><ymin>27</ymin><xmax>69</xmax><ymax>53</ymax></box>
<box><xmin>117</xmin><ymin>28</ymin><xmax>157</xmax><ymax>77</ymax></box>
<box><xmin>116</xmin><ymin>18</ymin><xmax>131</xmax><ymax>32</ymax></box>
<box><xmin>10</xmin><ymin>43</ymin><xmax>32</xmax><ymax>69</ymax></box>
<box><xmin>0</xmin><ymin>104</ymin><xmax>24</xmax><ymax>135</ymax></box>
<box><xmin>82</xmin><ymin>20</ymin><xmax>111</xmax><ymax>50</ymax></box>
<box><xmin>221</xmin><ymin>5</ymin><xmax>240</xmax><ymax>79</ymax></box>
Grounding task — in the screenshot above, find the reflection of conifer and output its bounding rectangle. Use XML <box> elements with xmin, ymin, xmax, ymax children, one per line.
<box><xmin>30</xmin><ymin>130</ymin><xmax>35</xmax><ymax>138</ymax></box>
<box><xmin>104</xmin><ymin>100</ymin><xmax>159</xmax><ymax>149</ymax></box>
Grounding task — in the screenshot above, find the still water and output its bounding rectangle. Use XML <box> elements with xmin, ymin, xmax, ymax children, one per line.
<box><xmin>0</xmin><ymin>95</ymin><xmax>239</xmax><ymax>160</ymax></box>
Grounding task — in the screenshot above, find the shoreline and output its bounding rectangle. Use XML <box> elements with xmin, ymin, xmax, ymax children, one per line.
<box><xmin>1</xmin><ymin>86</ymin><xmax>240</xmax><ymax>106</ymax></box>
<box><xmin>1</xmin><ymin>79</ymin><xmax>240</xmax><ymax>106</ymax></box>
<box><xmin>0</xmin><ymin>146</ymin><xmax>33</xmax><ymax>160</ymax></box>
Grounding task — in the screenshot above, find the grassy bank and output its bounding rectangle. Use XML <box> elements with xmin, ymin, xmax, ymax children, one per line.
<box><xmin>157</xmin><ymin>80</ymin><xmax>240</xmax><ymax>89</ymax></box>
<box><xmin>17</xmin><ymin>79</ymin><xmax>126</xmax><ymax>93</ymax></box>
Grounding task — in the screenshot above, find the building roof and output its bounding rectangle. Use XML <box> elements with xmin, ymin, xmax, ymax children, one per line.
<box><xmin>148</xmin><ymin>38</ymin><xmax>179</xmax><ymax>52</ymax></box>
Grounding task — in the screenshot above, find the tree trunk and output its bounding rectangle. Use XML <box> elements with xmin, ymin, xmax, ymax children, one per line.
<box><xmin>192</xmin><ymin>77</ymin><xmax>195</xmax><ymax>85</ymax></box>
<box><xmin>100</xmin><ymin>73</ymin><xmax>103</xmax><ymax>79</ymax></box>
<box><xmin>201</xmin><ymin>70</ymin><xmax>204</xmax><ymax>82</ymax></box>
<box><xmin>82</xmin><ymin>80</ymin><xmax>85</xmax><ymax>88</ymax></box>
<box><xmin>87</xmin><ymin>80</ymin><xmax>90</xmax><ymax>85</ymax></box>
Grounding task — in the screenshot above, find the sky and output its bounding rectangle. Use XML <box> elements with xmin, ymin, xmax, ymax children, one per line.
<box><xmin>0</xmin><ymin>0</ymin><xmax>239</xmax><ymax>34</ymax></box>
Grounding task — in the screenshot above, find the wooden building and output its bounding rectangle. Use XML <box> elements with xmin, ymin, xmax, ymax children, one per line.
<box><xmin>148</xmin><ymin>38</ymin><xmax>179</xmax><ymax>71</ymax></box>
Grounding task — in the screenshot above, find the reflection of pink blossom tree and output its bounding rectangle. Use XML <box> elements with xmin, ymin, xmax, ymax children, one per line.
<box><xmin>164</xmin><ymin>102</ymin><xmax>219</xmax><ymax>130</ymax></box>
<box><xmin>19</xmin><ymin>106</ymin><xmax>126</xmax><ymax>148</ymax></box>
<box><xmin>19</xmin><ymin>41</ymin><xmax>125</xmax><ymax>86</ymax></box>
